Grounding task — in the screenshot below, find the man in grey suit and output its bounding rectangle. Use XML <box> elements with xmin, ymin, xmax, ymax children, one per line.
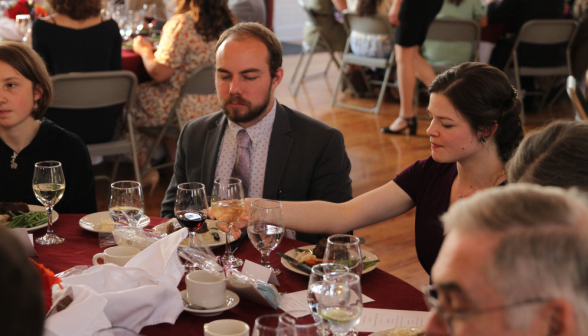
<box><xmin>161</xmin><ymin>22</ymin><xmax>352</xmax><ymax>244</ymax></box>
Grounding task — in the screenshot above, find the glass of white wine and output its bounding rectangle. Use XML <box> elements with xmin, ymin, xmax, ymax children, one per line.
<box><xmin>318</xmin><ymin>272</ymin><xmax>363</xmax><ymax>336</ymax></box>
<box><xmin>33</xmin><ymin>161</ymin><xmax>65</xmax><ymax>245</ymax></box>
<box><xmin>109</xmin><ymin>181</ymin><xmax>145</xmax><ymax>227</ymax></box>
<box><xmin>211</xmin><ymin>177</ymin><xmax>244</xmax><ymax>267</ymax></box>
<box><xmin>248</xmin><ymin>200</ymin><xmax>285</xmax><ymax>275</ymax></box>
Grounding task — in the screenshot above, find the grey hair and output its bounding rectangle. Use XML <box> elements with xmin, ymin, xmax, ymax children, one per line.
<box><xmin>507</xmin><ymin>120</ymin><xmax>588</xmax><ymax>190</ymax></box>
<box><xmin>441</xmin><ymin>184</ymin><xmax>588</xmax><ymax>333</ymax></box>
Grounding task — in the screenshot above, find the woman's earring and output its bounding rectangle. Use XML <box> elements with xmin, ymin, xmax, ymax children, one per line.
<box><xmin>33</xmin><ymin>100</ymin><xmax>38</xmax><ymax>111</ymax></box>
<box><xmin>481</xmin><ymin>136</ymin><xmax>488</xmax><ymax>145</ymax></box>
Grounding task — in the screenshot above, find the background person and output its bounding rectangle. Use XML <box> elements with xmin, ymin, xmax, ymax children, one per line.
<box><xmin>228</xmin><ymin>0</ymin><xmax>267</xmax><ymax>26</ymax></box>
<box><xmin>231</xmin><ymin>62</ymin><xmax>524</xmax><ymax>274</ymax></box>
<box><xmin>424</xmin><ymin>184</ymin><xmax>588</xmax><ymax>336</ymax></box>
<box><xmin>0</xmin><ymin>42</ymin><xmax>97</xmax><ymax>214</ymax></box>
<box><xmin>131</xmin><ymin>0</ymin><xmax>235</xmax><ymax>190</ymax></box>
<box><xmin>161</xmin><ymin>22</ymin><xmax>353</xmax><ymax>244</ymax></box>
<box><xmin>32</xmin><ymin>0</ymin><xmax>122</xmax><ymax>145</ymax></box>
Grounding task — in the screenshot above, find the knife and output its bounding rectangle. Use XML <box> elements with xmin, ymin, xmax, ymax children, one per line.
<box><xmin>276</xmin><ymin>252</ymin><xmax>313</xmax><ymax>274</ymax></box>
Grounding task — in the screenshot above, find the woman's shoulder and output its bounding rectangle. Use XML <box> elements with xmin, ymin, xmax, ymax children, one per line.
<box><xmin>403</xmin><ymin>157</ymin><xmax>457</xmax><ymax>179</ymax></box>
<box><xmin>38</xmin><ymin>119</ymin><xmax>87</xmax><ymax>151</ymax></box>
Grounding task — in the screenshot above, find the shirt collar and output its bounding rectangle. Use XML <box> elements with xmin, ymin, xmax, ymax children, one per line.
<box><xmin>227</xmin><ymin>98</ymin><xmax>277</xmax><ymax>143</ymax></box>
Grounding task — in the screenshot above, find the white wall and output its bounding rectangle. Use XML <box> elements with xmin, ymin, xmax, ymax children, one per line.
<box><xmin>273</xmin><ymin>0</ymin><xmax>306</xmax><ymax>41</ymax></box>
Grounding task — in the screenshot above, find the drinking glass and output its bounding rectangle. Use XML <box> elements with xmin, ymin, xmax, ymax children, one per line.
<box><xmin>308</xmin><ymin>263</ymin><xmax>349</xmax><ymax>322</ymax></box>
<box><xmin>15</xmin><ymin>14</ymin><xmax>30</xmax><ymax>35</ymax></box>
<box><xmin>248</xmin><ymin>200</ymin><xmax>284</xmax><ymax>275</ymax></box>
<box><xmin>33</xmin><ymin>161</ymin><xmax>65</xmax><ymax>245</ymax></box>
<box><xmin>175</xmin><ymin>182</ymin><xmax>208</xmax><ymax>271</ymax></box>
<box><xmin>143</xmin><ymin>3</ymin><xmax>156</xmax><ymax>32</ymax></box>
<box><xmin>252</xmin><ymin>314</ymin><xmax>296</xmax><ymax>336</ymax></box>
<box><xmin>324</xmin><ymin>234</ymin><xmax>363</xmax><ymax>276</ymax></box>
<box><xmin>109</xmin><ymin>181</ymin><xmax>145</xmax><ymax>227</ymax></box>
<box><xmin>318</xmin><ymin>272</ymin><xmax>362</xmax><ymax>336</ymax></box>
<box><xmin>280</xmin><ymin>312</ymin><xmax>323</xmax><ymax>336</ymax></box>
<box><xmin>93</xmin><ymin>326</ymin><xmax>145</xmax><ymax>336</ymax></box>
<box><xmin>211</xmin><ymin>178</ymin><xmax>244</xmax><ymax>267</ymax></box>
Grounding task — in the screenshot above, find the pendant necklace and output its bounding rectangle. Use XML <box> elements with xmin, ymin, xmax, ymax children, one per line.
<box><xmin>457</xmin><ymin>171</ymin><xmax>506</xmax><ymax>200</ymax></box>
<box><xmin>9</xmin><ymin>139</ymin><xmax>33</xmax><ymax>170</ymax></box>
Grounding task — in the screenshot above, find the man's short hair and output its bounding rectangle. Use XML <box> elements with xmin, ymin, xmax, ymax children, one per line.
<box><xmin>215</xmin><ymin>22</ymin><xmax>282</xmax><ymax>78</ymax></box>
<box><xmin>441</xmin><ymin>184</ymin><xmax>588</xmax><ymax>332</ymax></box>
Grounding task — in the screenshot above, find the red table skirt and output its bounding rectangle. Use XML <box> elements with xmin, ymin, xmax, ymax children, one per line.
<box><xmin>122</xmin><ymin>49</ymin><xmax>152</xmax><ymax>83</ymax></box>
<box><xmin>33</xmin><ymin>214</ymin><xmax>427</xmax><ymax>335</ymax></box>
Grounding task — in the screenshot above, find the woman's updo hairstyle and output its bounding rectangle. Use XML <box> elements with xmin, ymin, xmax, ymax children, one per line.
<box><xmin>429</xmin><ymin>62</ymin><xmax>524</xmax><ymax>163</ymax></box>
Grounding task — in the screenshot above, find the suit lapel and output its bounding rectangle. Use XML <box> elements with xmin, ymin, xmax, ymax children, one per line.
<box><xmin>263</xmin><ymin>102</ymin><xmax>293</xmax><ymax>199</ymax></box>
<box><xmin>202</xmin><ymin>115</ymin><xmax>227</xmax><ymax>193</ymax></box>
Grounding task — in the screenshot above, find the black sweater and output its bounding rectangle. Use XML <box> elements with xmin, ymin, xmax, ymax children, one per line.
<box><xmin>0</xmin><ymin>119</ymin><xmax>97</xmax><ymax>214</ymax></box>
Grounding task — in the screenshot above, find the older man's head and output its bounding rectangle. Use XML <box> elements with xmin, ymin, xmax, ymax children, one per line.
<box><xmin>424</xmin><ymin>184</ymin><xmax>588</xmax><ymax>336</ymax></box>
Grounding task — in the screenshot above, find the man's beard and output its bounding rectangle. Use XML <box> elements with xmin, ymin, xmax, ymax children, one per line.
<box><xmin>221</xmin><ymin>87</ymin><xmax>272</xmax><ymax>124</ymax></box>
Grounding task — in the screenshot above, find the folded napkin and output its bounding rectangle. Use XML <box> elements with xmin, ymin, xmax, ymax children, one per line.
<box><xmin>44</xmin><ymin>228</ymin><xmax>188</xmax><ymax>336</ymax></box>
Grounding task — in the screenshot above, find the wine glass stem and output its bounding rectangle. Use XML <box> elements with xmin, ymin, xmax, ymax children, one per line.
<box><xmin>188</xmin><ymin>231</ymin><xmax>196</xmax><ymax>248</ymax></box>
<box><xmin>46</xmin><ymin>206</ymin><xmax>54</xmax><ymax>234</ymax></box>
<box><xmin>224</xmin><ymin>223</ymin><xmax>234</xmax><ymax>257</ymax></box>
<box><xmin>260</xmin><ymin>251</ymin><xmax>271</xmax><ymax>269</ymax></box>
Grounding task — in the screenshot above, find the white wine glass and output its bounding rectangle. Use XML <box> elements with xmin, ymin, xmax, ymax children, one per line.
<box><xmin>308</xmin><ymin>263</ymin><xmax>349</xmax><ymax>322</ymax></box>
<box><xmin>33</xmin><ymin>161</ymin><xmax>65</xmax><ymax>245</ymax></box>
<box><xmin>253</xmin><ymin>314</ymin><xmax>296</xmax><ymax>336</ymax></box>
<box><xmin>109</xmin><ymin>181</ymin><xmax>145</xmax><ymax>227</ymax></box>
<box><xmin>175</xmin><ymin>182</ymin><xmax>207</xmax><ymax>272</ymax></box>
<box><xmin>324</xmin><ymin>234</ymin><xmax>363</xmax><ymax>276</ymax></box>
<box><xmin>318</xmin><ymin>272</ymin><xmax>363</xmax><ymax>336</ymax></box>
<box><xmin>211</xmin><ymin>177</ymin><xmax>244</xmax><ymax>267</ymax></box>
<box><xmin>248</xmin><ymin>200</ymin><xmax>284</xmax><ymax>275</ymax></box>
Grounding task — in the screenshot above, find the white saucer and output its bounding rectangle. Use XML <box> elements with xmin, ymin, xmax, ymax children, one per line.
<box><xmin>79</xmin><ymin>211</ymin><xmax>150</xmax><ymax>232</ymax></box>
<box><xmin>181</xmin><ymin>289</ymin><xmax>239</xmax><ymax>316</ymax></box>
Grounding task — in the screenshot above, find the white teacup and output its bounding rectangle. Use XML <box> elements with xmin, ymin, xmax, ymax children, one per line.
<box><xmin>92</xmin><ymin>246</ymin><xmax>140</xmax><ymax>267</ymax></box>
<box><xmin>204</xmin><ymin>319</ymin><xmax>249</xmax><ymax>336</ymax></box>
<box><xmin>186</xmin><ymin>270</ymin><xmax>226</xmax><ymax>308</ymax></box>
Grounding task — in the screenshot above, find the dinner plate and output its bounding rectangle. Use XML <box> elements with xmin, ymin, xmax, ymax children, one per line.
<box><xmin>181</xmin><ymin>289</ymin><xmax>239</xmax><ymax>316</ymax></box>
<box><xmin>368</xmin><ymin>327</ymin><xmax>423</xmax><ymax>336</ymax></box>
<box><xmin>280</xmin><ymin>245</ymin><xmax>379</xmax><ymax>276</ymax></box>
<box><xmin>79</xmin><ymin>211</ymin><xmax>150</xmax><ymax>233</ymax></box>
<box><xmin>153</xmin><ymin>220</ymin><xmax>235</xmax><ymax>248</ymax></box>
<box><xmin>21</xmin><ymin>205</ymin><xmax>59</xmax><ymax>232</ymax></box>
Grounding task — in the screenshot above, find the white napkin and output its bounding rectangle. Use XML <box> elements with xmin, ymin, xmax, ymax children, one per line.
<box><xmin>44</xmin><ymin>228</ymin><xmax>188</xmax><ymax>336</ymax></box>
<box><xmin>0</xmin><ymin>17</ymin><xmax>24</xmax><ymax>41</ymax></box>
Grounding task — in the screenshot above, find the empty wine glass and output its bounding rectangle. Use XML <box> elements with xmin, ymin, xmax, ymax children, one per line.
<box><xmin>318</xmin><ymin>272</ymin><xmax>363</xmax><ymax>336</ymax></box>
<box><xmin>33</xmin><ymin>161</ymin><xmax>65</xmax><ymax>245</ymax></box>
<box><xmin>248</xmin><ymin>200</ymin><xmax>284</xmax><ymax>275</ymax></box>
<box><xmin>324</xmin><ymin>234</ymin><xmax>363</xmax><ymax>276</ymax></box>
<box><xmin>253</xmin><ymin>314</ymin><xmax>296</xmax><ymax>336</ymax></box>
<box><xmin>211</xmin><ymin>177</ymin><xmax>244</xmax><ymax>267</ymax></box>
<box><xmin>175</xmin><ymin>182</ymin><xmax>208</xmax><ymax>273</ymax></box>
<box><xmin>308</xmin><ymin>263</ymin><xmax>349</xmax><ymax>322</ymax></box>
<box><xmin>109</xmin><ymin>181</ymin><xmax>145</xmax><ymax>227</ymax></box>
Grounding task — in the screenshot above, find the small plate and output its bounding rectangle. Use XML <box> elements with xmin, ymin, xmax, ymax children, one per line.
<box><xmin>181</xmin><ymin>289</ymin><xmax>239</xmax><ymax>316</ymax></box>
<box><xmin>368</xmin><ymin>327</ymin><xmax>423</xmax><ymax>336</ymax></box>
<box><xmin>153</xmin><ymin>220</ymin><xmax>235</xmax><ymax>248</ymax></box>
<box><xmin>79</xmin><ymin>211</ymin><xmax>150</xmax><ymax>232</ymax></box>
<box><xmin>16</xmin><ymin>205</ymin><xmax>59</xmax><ymax>232</ymax></box>
<box><xmin>280</xmin><ymin>245</ymin><xmax>379</xmax><ymax>276</ymax></box>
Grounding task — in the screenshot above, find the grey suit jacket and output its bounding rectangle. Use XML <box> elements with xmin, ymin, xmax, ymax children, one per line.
<box><xmin>161</xmin><ymin>102</ymin><xmax>353</xmax><ymax>244</ymax></box>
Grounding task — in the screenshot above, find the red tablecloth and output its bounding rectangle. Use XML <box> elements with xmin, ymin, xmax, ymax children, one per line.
<box><xmin>33</xmin><ymin>214</ymin><xmax>427</xmax><ymax>336</ymax></box>
<box><xmin>122</xmin><ymin>49</ymin><xmax>151</xmax><ymax>83</ymax></box>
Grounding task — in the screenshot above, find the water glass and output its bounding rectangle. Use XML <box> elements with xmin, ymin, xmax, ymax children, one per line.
<box><xmin>248</xmin><ymin>200</ymin><xmax>285</xmax><ymax>275</ymax></box>
<box><xmin>318</xmin><ymin>272</ymin><xmax>362</xmax><ymax>336</ymax></box>
<box><xmin>252</xmin><ymin>314</ymin><xmax>296</xmax><ymax>336</ymax></box>
<box><xmin>308</xmin><ymin>263</ymin><xmax>349</xmax><ymax>321</ymax></box>
<box><xmin>324</xmin><ymin>234</ymin><xmax>363</xmax><ymax>276</ymax></box>
<box><xmin>280</xmin><ymin>312</ymin><xmax>324</xmax><ymax>336</ymax></box>
<box><xmin>109</xmin><ymin>181</ymin><xmax>145</xmax><ymax>227</ymax></box>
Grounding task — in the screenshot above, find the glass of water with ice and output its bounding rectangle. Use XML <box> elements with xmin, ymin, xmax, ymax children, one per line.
<box><xmin>318</xmin><ymin>272</ymin><xmax>362</xmax><ymax>336</ymax></box>
<box><xmin>247</xmin><ymin>200</ymin><xmax>285</xmax><ymax>275</ymax></box>
<box><xmin>308</xmin><ymin>263</ymin><xmax>349</xmax><ymax>322</ymax></box>
<box><xmin>109</xmin><ymin>181</ymin><xmax>145</xmax><ymax>227</ymax></box>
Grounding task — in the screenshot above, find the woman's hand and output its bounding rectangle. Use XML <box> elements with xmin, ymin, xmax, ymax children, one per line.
<box><xmin>132</xmin><ymin>36</ymin><xmax>153</xmax><ymax>55</ymax></box>
<box><xmin>388</xmin><ymin>0</ymin><xmax>403</xmax><ymax>26</ymax></box>
<box><xmin>216</xmin><ymin>198</ymin><xmax>260</xmax><ymax>239</ymax></box>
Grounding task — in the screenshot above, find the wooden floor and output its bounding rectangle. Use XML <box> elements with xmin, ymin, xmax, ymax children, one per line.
<box><xmin>95</xmin><ymin>52</ymin><xmax>574</xmax><ymax>291</ymax></box>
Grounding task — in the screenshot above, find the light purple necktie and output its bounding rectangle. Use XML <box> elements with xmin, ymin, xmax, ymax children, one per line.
<box><xmin>231</xmin><ymin>129</ymin><xmax>251</xmax><ymax>197</ymax></box>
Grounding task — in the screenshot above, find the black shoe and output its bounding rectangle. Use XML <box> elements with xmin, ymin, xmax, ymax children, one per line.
<box><xmin>381</xmin><ymin>117</ymin><xmax>417</xmax><ymax>135</ymax></box>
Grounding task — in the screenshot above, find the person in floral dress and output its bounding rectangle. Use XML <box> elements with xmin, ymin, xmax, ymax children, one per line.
<box><xmin>131</xmin><ymin>0</ymin><xmax>235</xmax><ymax>186</ymax></box>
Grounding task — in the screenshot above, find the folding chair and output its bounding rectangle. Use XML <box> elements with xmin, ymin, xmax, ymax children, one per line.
<box><xmin>332</xmin><ymin>12</ymin><xmax>396</xmax><ymax>114</ymax></box>
<box><xmin>50</xmin><ymin>71</ymin><xmax>140</xmax><ymax>182</ymax></box>
<box><xmin>424</xmin><ymin>18</ymin><xmax>481</xmax><ymax>73</ymax></box>
<box><xmin>503</xmin><ymin>19</ymin><xmax>579</xmax><ymax>119</ymax></box>
<box><xmin>567</xmin><ymin>76</ymin><xmax>588</xmax><ymax>120</ymax></box>
<box><xmin>289</xmin><ymin>0</ymin><xmax>342</xmax><ymax>97</ymax></box>
<box><xmin>142</xmin><ymin>63</ymin><xmax>216</xmax><ymax>175</ymax></box>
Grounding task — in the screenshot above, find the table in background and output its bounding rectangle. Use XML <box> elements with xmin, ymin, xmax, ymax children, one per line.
<box><xmin>122</xmin><ymin>49</ymin><xmax>151</xmax><ymax>83</ymax></box>
<box><xmin>33</xmin><ymin>214</ymin><xmax>428</xmax><ymax>336</ymax></box>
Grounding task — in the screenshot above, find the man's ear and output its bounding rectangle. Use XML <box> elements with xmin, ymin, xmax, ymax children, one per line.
<box><xmin>271</xmin><ymin>68</ymin><xmax>283</xmax><ymax>89</ymax></box>
<box><xmin>541</xmin><ymin>299</ymin><xmax>576</xmax><ymax>336</ymax></box>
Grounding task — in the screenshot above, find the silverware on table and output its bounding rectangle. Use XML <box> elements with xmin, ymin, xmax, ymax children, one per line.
<box><xmin>276</xmin><ymin>252</ymin><xmax>313</xmax><ymax>273</ymax></box>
